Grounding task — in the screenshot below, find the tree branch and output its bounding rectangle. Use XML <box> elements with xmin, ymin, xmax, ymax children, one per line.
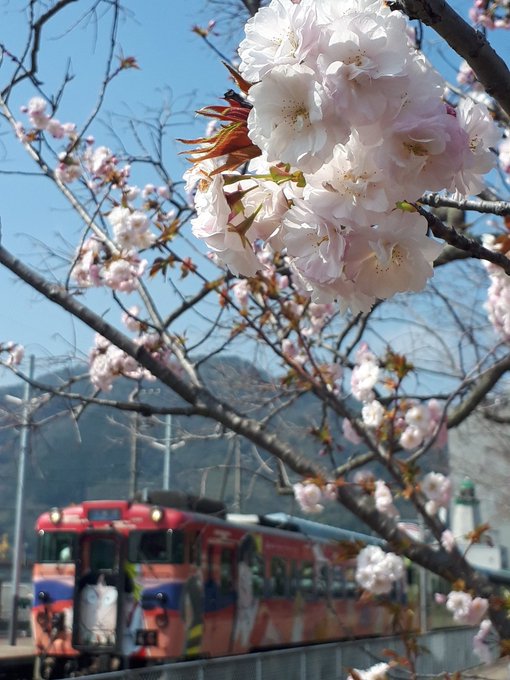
<box><xmin>421</xmin><ymin>192</ymin><xmax>510</xmax><ymax>217</ymax></box>
<box><xmin>417</xmin><ymin>205</ymin><xmax>510</xmax><ymax>275</ymax></box>
<box><xmin>448</xmin><ymin>352</ymin><xmax>510</xmax><ymax>427</ymax></box>
<box><xmin>0</xmin><ymin>244</ymin><xmax>325</xmax><ymax>478</ymax></box>
<box><xmin>396</xmin><ymin>0</ymin><xmax>510</xmax><ymax>119</ymax></box>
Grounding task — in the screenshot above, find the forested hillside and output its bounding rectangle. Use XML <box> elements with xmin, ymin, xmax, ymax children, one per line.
<box><xmin>0</xmin><ymin>356</ymin><xmax>370</xmax><ymax>560</ymax></box>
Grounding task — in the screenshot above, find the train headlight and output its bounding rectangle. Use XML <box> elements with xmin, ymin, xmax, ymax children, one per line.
<box><xmin>49</xmin><ymin>507</ymin><xmax>62</xmax><ymax>525</ymax></box>
<box><xmin>150</xmin><ymin>506</ymin><xmax>163</xmax><ymax>523</ymax></box>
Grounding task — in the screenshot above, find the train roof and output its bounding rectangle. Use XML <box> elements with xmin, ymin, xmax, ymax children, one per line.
<box><xmin>478</xmin><ymin>564</ymin><xmax>510</xmax><ymax>585</ymax></box>
<box><xmin>264</xmin><ymin>513</ymin><xmax>383</xmax><ymax>545</ymax></box>
<box><xmin>36</xmin><ymin>491</ymin><xmax>380</xmax><ymax>549</ymax></box>
<box><xmin>226</xmin><ymin>511</ymin><xmax>382</xmax><ymax>545</ymax></box>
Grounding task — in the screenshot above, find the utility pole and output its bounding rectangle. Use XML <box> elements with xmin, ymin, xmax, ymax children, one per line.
<box><xmin>234</xmin><ymin>438</ymin><xmax>242</xmax><ymax>513</ymax></box>
<box><xmin>8</xmin><ymin>354</ymin><xmax>34</xmax><ymax>646</ymax></box>
<box><xmin>129</xmin><ymin>411</ymin><xmax>139</xmax><ymax>498</ymax></box>
<box><xmin>163</xmin><ymin>414</ymin><xmax>171</xmax><ymax>490</ymax></box>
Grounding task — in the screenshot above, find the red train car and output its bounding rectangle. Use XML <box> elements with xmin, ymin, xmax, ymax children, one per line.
<box><xmin>32</xmin><ymin>490</ymin><xmax>405</xmax><ymax>678</ymax></box>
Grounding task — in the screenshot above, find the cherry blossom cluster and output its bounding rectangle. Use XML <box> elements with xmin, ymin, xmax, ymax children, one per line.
<box><xmin>421</xmin><ymin>471</ymin><xmax>452</xmax><ymax>516</ymax></box>
<box><xmin>499</xmin><ymin>137</ymin><xmax>510</xmax><ymax>174</ymax></box>
<box><xmin>188</xmin><ymin>0</ymin><xmax>499</xmax><ymax>313</ymax></box>
<box><xmin>440</xmin><ymin>529</ymin><xmax>456</xmax><ymax>553</ymax></box>
<box><xmin>293</xmin><ymin>480</ymin><xmax>337</xmax><ymax>513</ymax></box>
<box><xmin>473</xmin><ymin>619</ymin><xmax>493</xmax><ymax>664</ymax></box>
<box><xmin>89</xmin><ymin>310</ymin><xmax>175</xmax><ymax>391</ymax></box>
<box><xmin>469</xmin><ymin>0</ymin><xmax>510</xmax><ymax>29</ymax></box>
<box><xmin>370</xmin><ymin>471</ymin><xmax>450</xmax><ymax>521</ymax></box>
<box><xmin>17</xmin><ymin>99</ymin><xmax>173</xmax><ymax>297</ymax></box>
<box><xmin>374</xmin><ymin>480</ymin><xmax>399</xmax><ymax>518</ymax></box>
<box><xmin>482</xmin><ymin>234</ymin><xmax>510</xmax><ymax>340</ymax></box>
<box><xmin>17</xmin><ymin>97</ymin><xmax>76</xmax><ymax>142</ymax></box>
<box><xmin>0</xmin><ymin>341</ymin><xmax>24</xmax><ymax>367</ymax></box>
<box><xmin>435</xmin><ymin>591</ymin><xmax>492</xmax><ymax>663</ymax></box>
<box><xmin>435</xmin><ymin>590</ymin><xmax>492</xmax><ymax>663</ymax></box>
<box><xmin>355</xmin><ymin>544</ymin><xmax>405</xmax><ymax>595</ymax></box>
<box><xmin>90</xmin><ymin>333</ymin><xmax>155</xmax><ymax>391</ymax></box>
<box><xmin>345</xmin><ymin>344</ymin><xmax>448</xmax><ymax>452</ymax></box>
<box><xmin>456</xmin><ymin>60</ymin><xmax>483</xmax><ymax>92</ymax></box>
<box><xmin>440</xmin><ymin>590</ymin><xmax>489</xmax><ymax>626</ymax></box>
<box><xmin>71</xmin><ymin>238</ymin><xmax>148</xmax><ymax>293</ymax></box>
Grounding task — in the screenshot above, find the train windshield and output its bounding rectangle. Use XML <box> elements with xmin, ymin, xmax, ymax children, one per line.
<box><xmin>128</xmin><ymin>529</ymin><xmax>185</xmax><ymax>564</ymax></box>
<box><xmin>37</xmin><ymin>530</ymin><xmax>76</xmax><ymax>562</ymax></box>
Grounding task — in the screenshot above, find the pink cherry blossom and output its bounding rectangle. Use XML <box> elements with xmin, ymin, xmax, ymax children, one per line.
<box><xmin>421</xmin><ymin>472</ymin><xmax>452</xmax><ymax>509</ymax></box>
<box><xmin>342</xmin><ymin>418</ymin><xmax>362</xmax><ymax>444</ymax></box>
<box><xmin>55</xmin><ymin>155</ymin><xmax>82</xmax><ymax>183</ymax></box>
<box><xmin>361</xmin><ymin>400</ymin><xmax>385</xmax><ymax>428</ymax></box>
<box><xmin>293</xmin><ymin>482</ymin><xmax>324</xmax><ymax>514</ymax></box>
<box><xmin>374</xmin><ymin>480</ymin><xmax>399</xmax><ymax>518</ymax></box>
<box><xmin>351</xmin><ymin>357</ymin><xmax>380</xmax><ymax>403</ymax></box>
<box><xmin>343</xmin><ymin>211</ymin><xmax>443</xmax><ymax>301</ymax></box>
<box><xmin>102</xmin><ymin>255</ymin><xmax>147</xmax><ymax>293</ymax></box>
<box><xmin>355</xmin><ymin>544</ymin><xmax>405</xmax><ymax>595</ymax></box>
<box><xmin>498</xmin><ymin>137</ymin><xmax>510</xmax><ymax>173</ymax></box>
<box><xmin>238</xmin><ymin>0</ymin><xmax>317</xmax><ymax>82</ymax></box>
<box><xmin>26</xmin><ymin>97</ymin><xmax>50</xmax><ymax>129</ymax></box>
<box><xmin>473</xmin><ymin>619</ymin><xmax>493</xmax><ymax>664</ymax></box>
<box><xmin>400</xmin><ymin>426</ymin><xmax>424</xmax><ymax>450</ymax></box>
<box><xmin>122</xmin><ymin>306</ymin><xmax>142</xmax><ymax>332</ymax></box>
<box><xmin>2</xmin><ymin>341</ymin><xmax>25</xmax><ymax>367</ymax></box>
<box><xmin>184</xmin><ymin>0</ymin><xmax>498</xmax><ymax>314</ymax></box>
<box><xmin>446</xmin><ymin>591</ymin><xmax>489</xmax><ymax>626</ymax></box>
<box><xmin>441</xmin><ymin>529</ymin><xmax>456</xmax><ymax>553</ymax></box>
<box><xmin>247</xmin><ymin>63</ymin><xmax>350</xmax><ymax>173</ymax></box>
<box><xmin>347</xmin><ymin>662</ymin><xmax>390</xmax><ymax>680</ymax></box>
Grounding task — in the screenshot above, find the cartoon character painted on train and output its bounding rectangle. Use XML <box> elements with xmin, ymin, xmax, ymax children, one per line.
<box><xmin>232</xmin><ymin>534</ymin><xmax>261</xmax><ymax>649</ymax></box>
<box><xmin>78</xmin><ymin>574</ymin><xmax>118</xmax><ymax>646</ymax></box>
<box><xmin>180</xmin><ymin>574</ymin><xmax>204</xmax><ymax>656</ymax></box>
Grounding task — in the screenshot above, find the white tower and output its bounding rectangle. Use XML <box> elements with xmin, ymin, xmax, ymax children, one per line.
<box><xmin>451</xmin><ymin>478</ymin><xmax>504</xmax><ymax>570</ymax></box>
<box><xmin>451</xmin><ymin>478</ymin><xmax>481</xmax><ymax>538</ymax></box>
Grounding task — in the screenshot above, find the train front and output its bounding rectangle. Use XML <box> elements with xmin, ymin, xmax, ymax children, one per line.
<box><xmin>32</xmin><ymin>499</ymin><xmax>190</xmax><ymax>678</ymax></box>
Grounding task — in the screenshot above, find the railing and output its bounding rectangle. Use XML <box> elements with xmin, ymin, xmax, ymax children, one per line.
<box><xmin>74</xmin><ymin>627</ymin><xmax>482</xmax><ymax>680</ymax></box>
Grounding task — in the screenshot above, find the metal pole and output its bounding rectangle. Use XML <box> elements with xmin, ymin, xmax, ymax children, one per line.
<box><xmin>163</xmin><ymin>414</ymin><xmax>171</xmax><ymax>490</ymax></box>
<box><xmin>234</xmin><ymin>439</ymin><xmax>241</xmax><ymax>512</ymax></box>
<box><xmin>9</xmin><ymin>354</ymin><xmax>34</xmax><ymax>646</ymax></box>
<box><xmin>129</xmin><ymin>411</ymin><xmax>139</xmax><ymax>498</ymax></box>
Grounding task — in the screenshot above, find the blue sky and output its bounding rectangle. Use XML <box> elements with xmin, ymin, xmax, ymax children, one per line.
<box><xmin>0</xmin><ymin>1</ymin><xmax>237</xmax><ymax>374</ymax></box>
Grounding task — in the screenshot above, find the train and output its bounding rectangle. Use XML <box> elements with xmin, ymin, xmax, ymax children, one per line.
<box><xmin>29</xmin><ymin>490</ymin><xmax>479</xmax><ymax>678</ymax></box>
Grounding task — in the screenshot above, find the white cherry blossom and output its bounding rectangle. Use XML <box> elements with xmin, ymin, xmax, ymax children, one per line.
<box><xmin>247</xmin><ymin>63</ymin><xmax>350</xmax><ymax>173</ymax></box>
<box><xmin>238</xmin><ymin>0</ymin><xmax>317</xmax><ymax>82</ymax></box>
<box><xmin>355</xmin><ymin>545</ymin><xmax>405</xmax><ymax>595</ymax></box>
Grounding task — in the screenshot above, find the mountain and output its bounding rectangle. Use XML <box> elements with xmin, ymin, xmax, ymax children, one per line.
<box><xmin>0</xmin><ymin>355</ymin><xmax>365</xmax><ymax>561</ymax></box>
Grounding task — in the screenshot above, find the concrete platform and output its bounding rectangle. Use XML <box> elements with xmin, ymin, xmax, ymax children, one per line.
<box><xmin>0</xmin><ymin>637</ymin><xmax>34</xmax><ymax>659</ymax></box>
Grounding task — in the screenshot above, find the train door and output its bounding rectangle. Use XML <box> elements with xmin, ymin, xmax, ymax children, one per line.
<box><xmin>72</xmin><ymin>532</ymin><xmax>126</xmax><ymax>653</ymax></box>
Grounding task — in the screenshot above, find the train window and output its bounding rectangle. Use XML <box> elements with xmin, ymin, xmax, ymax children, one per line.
<box><xmin>37</xmin><ymin>531</ymin><xmax>75</xmax><ymax>563</ymax></box>
<box><xmin>220</xmin><ymin>548</ymin><xmax>235</xmax><ymax>593</ymax></box>
<box><xmin>316</xmin><ymin>564</ymin><xmax>329</xmax><ymax>598</ymax></box>
<box><xmin>300</xmin><ymin>561</ymin><xmax>314</xmax><ymax>597</ymax></box>
<box><xmin>89</xmin><ymin>537</ymin><xmax>118</xmax><ymax>572</ymax></box>
<box><xmin>270</xmin><ymin>557</ymin><xmax>287</xmax><ymax>597</ymax></box>
<box><xmin>289</xmin><ymin>560</ymin><xmax>299</xmax><ymax>596</ymax></box>
<box><xmin>188</xmin><ymin>531</ymin><xmax>201</xmax><ymax>566</ymax></box>
<box><xmin>345</xmin><ymin>567</ymin><xmax>357</xmax><ymax>598</ymax></box>
<box><xmin>331</xmin><ymin>566</ymin><xmax>345</xmax><ymax>598</ymax></box>
<box><xmin>128</xmin><ymin>530</ymin><xmax>185</xmax><ymax>564</ymax></box>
